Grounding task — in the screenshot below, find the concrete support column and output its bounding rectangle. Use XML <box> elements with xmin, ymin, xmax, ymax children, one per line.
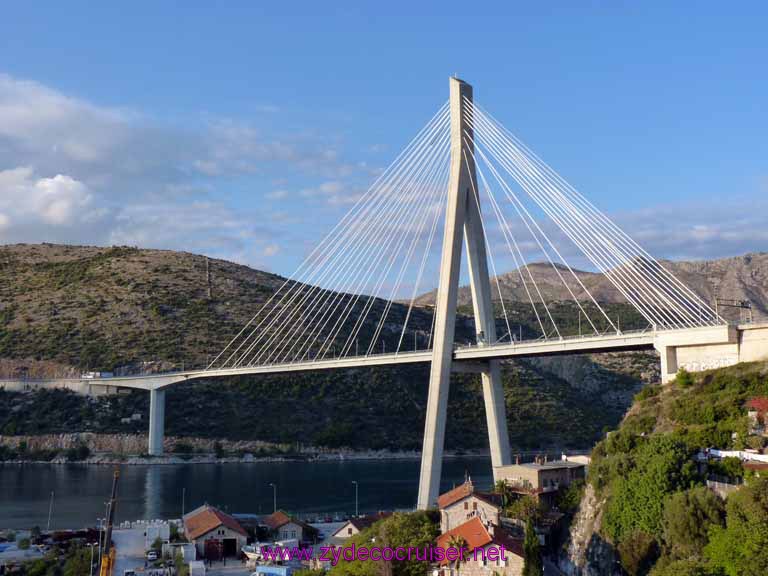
<box><xmin>656</xmin><ymin>345</ymin><xmax>678</xmax><ymax>384</ymax></box>
<box><xmin>148</xmin><ymin>389</ymin><xmax>166</xmax><ymax>456</ymax></box>
<box><xmin>416</xmin><ymin>78</ymin><xmax>471</xmax><ymax>510</ymax></box>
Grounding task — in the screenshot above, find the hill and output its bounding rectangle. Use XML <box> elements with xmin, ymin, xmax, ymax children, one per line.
<box><xmin>416</xmin><ymin>253</ymin><xmax>768</xmax><ymax>324</ymax></box>
<box><xmin>0</xmin><ymin>243</ymin><xmax>660</xmax><ymax>452</ymax></box>
<box><xmin>560</xmin><ymin>361</ymin><xmax>768</xmax><ymax>575</ymax></box>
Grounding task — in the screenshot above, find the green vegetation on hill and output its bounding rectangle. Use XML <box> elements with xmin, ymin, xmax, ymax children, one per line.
<box><xmin>0</xmin><ymin>243</ymin><xmax>654</xmax><ymax>451</ymax></box>
<box><xmin>0</xmin><ymin>354</ymin><xmax>640</xmax><ymax>451</ymax></box>
<box><xmin>588</xmin><ymin>362</ymin><xmax>768</xmax><ymax>575</ymax></box>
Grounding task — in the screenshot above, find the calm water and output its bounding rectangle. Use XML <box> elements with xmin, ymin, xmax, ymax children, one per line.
<box><xmin>0</xmin><ymin>458</ymin><xmax>492</xmax><ymax>529</ymax></box>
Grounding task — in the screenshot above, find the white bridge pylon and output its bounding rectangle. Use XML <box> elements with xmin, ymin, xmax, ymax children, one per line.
<box><xmin>417</xmin><ymin>78</ymin><xmax>509</xmax><ymax>509</ymax></box>
<box><xmin>204</xmin><ymin>77</ymin><xmax>724</xmax><ymax>509</ymax></box>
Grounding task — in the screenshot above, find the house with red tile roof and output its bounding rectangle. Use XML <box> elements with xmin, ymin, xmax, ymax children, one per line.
<box><xmin>331</xmin><ymin>512</ymin><xmax>392</xmax><ymax>539</ymax></box>
<box><xmin>747</xmin><ymin>397</ymin><xmax>768</xmax><ymax>436</ymax></box>
<box><xmin>183</xmin><ymin>504</ymin><xmax>248</xmax><ymax>560</ymax></box>
<box><xmin>437</xmin><ymin>480</ymin><xmax>503</xmax><ymax>533</ymax></box>
<box><xmin>435</xmin><ymin>517</ymin><xmax>524</xmax><ymax>576</ymax></box>
<box><xmin>262</xmin><ymin>510</ymin><xmax>318</xmax><ymax>543</ymax></box>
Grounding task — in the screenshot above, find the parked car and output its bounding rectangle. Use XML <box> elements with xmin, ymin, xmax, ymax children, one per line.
<box><xmin>146</xmin><ymin>550</ymin><xmax>158</xmax><ymax>562</ymax></box>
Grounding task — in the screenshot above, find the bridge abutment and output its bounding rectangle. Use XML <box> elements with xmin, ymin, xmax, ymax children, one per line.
<box><xmin>655</xmin><ymin>323</ymin><xmax>768</xmax><ymax>383</ymax></box>
<box><xmin>148</xmin><ymin>389</ymin><xmax>166</xmax><ymax>456</ymax></box>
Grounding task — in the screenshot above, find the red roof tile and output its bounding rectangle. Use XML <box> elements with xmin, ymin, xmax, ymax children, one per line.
<box><xmin>263</xmin><ymin>510</ymin><xmax>318</xmax><ymax>535</ymax></box>
<box><xmin>436</xmin><ymin>517</ymin><xmax>492</xmax><ymax>563</ymax></box>
<box><xmin>262</xmin><ymin>510</ymin><xmax>292</xmax><ymax>530</ymax></box>
<box><xmin>747</xmin><ymin>397</ymin><xmax>768</xmax><ymax>414</ymax></box>
<box><xmin>184</xmin><ymin>505</ymin><xmax>247</xmax><ymax>540</ymax></box>
<box><xmin>437</xmin><ymin>481</ymin><xmax>474</xmax><ymax>509</ymax></box>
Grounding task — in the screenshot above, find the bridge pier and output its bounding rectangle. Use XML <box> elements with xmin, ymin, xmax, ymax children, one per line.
<box><xmin>417</xmin><ymin>77</ymin><xmax>512</xmax><ymax>510</ymax></box>
<box><xmin>148</xmin><ymin>389</ymin><xmax>166</xmax><ymax>456</ymax></box>
<box><xmin>656</xmin><ymin>345</ymin><xmax>679</xmax><ymax>384</ymax></box>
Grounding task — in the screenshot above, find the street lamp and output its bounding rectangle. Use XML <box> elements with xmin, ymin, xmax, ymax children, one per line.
<box><xmin>88</xmin><ymin>543</ymin><xmax>97</xmax><ymax>576</ymax></box>
<box><xmin>269</xmin><ymin>483</ymin><xmax>277</xmax><ymax>513</ymax></box>
<box><xmin>352</xmin><ymin>481</ymin><xmax>359</xmax><ymax>517</ymax></box>
<box><xmin>97</xmin><ymin>517</ymin><xmax>106</xmax><ymax>566</ymax></box>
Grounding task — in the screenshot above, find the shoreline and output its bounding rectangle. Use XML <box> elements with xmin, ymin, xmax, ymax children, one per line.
<box><xmin>0</xmin><ymin>449</ymin><xmax>495</xmax><ymax>466</ymax></box>
<box><xmin>0</xmin><ymin>447</ymin><xmax>588</xmax><ymax>466</ymax></box>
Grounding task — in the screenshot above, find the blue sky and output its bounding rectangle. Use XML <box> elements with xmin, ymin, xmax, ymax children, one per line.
<box><xmin>0</xmin><ymin>1</ymin><xmax>766</xmax><ymax>275</ymax></box>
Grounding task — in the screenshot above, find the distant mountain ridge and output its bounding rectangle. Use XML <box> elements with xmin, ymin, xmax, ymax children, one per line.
<box><xmin>415</xmin><ymin>252</ymin><xmax>768</xmax><ymax>323</ymax></box>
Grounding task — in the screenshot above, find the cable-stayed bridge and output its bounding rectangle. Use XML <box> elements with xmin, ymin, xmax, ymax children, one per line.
<box><xmin>14</xmin><ymin>78</ymin><xmax>768</xmax><ymax>509</ymax></box>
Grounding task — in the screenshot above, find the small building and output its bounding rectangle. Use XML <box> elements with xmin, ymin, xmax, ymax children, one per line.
<box><xmin>494</xmin><ymin>456</ymin><xmax>585</xmax><ymax>507</ymax></box>
<box><xmin>435</xmin><ymin>517</ymin><xmax>524</xmax><ymax>576</ymax></box>
<box><xmin>747</xmin><ymin>397</ymin><xmax>768</xmax><ymax>436</ymax></box>
<box><xmin>331</xmin><ymin>513</ymin><xmax>390</xmax><ymax>539</ymax></box>
<box><xmin>183</xmin><ymin>504</ymin><xmax>248</xmax><ymax>560</ymax></box>
<box><xmin>437</xmin><ymin>480</ymin><xmax>502</xmax><ymax>533</ymax></box>
<box><xmin>262</xmin><ymin>510</ymin><xmax>318</xmax><ymax>543</ymax></box>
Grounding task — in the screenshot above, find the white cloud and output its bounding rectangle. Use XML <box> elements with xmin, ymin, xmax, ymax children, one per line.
<box><xmin>0</xmin><ymin>73</ymin><xmax>380</xmax><ymax>267</ymax></box>
<box><xmin>266</xmin><ymin>189</ymin><xmax>289</xmax><ymax>200</ymax></box>
<box><xmin>262</xmin><ymin>244</ymin><xmax>280</xmax><ymax>257</ymax></box>
<box><xmin>0</xmin><ymin>166</ymin><xmax>93</xmax><ymax>227</ymax></box>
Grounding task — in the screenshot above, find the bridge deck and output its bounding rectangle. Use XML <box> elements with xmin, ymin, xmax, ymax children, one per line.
<box><xmin>25</xmin><ymin>329</ymin><xmax>657</xmax><ymax>391</ymax></box>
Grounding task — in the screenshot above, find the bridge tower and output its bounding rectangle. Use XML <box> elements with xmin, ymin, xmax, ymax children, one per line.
<box><xmin>416</xmin><ymin>78</ymin><xmax>512</xmax><ymax>509</ymax></box>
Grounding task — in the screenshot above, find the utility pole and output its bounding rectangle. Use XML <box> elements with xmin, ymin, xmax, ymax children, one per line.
<box><xmin>352</xmin><ymin>480</ymin><xmax>359</xmax><ymax>517</ymax></box>
<box><xmin>46</xmin><ymin>491</ymin><xmax>54</xmax><ymax>531</ymax></box>
<box><xmin>269</xmin><ymin>483</ymin><xmax>277</xmax><ymax>513</ymax></box>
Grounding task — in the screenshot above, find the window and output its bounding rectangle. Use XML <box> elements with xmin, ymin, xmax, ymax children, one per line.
<box><xmin>348</xmin><ymin>528</ymin><xmax>352</xmax><ymax>535</ymax></box>
<box><xmin>464</xmin><ymin>502</ymin><xmax>468</xmax><ymax>510</ymax></box>
<box><xmin>472</xmin><ymin>502</ymin><xmax>477</xmax><ymax>511</ymax></box>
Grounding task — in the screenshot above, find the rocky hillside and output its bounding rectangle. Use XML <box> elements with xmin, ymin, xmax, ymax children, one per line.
<box><xmin>0</xmin><ymin>243</ymin><xmax>441</xmax><ymax>376</ymax></box>
<box><xmin>417</xmin><ymin>253</ymin><xmax>768</xmax><ymax>323</ymax></box>
<box><xmin>558</xmin><ymin>361</ymin><xmax>768</xmax><ymax>575</ymax></box>
<box><xmin>0</xmin><ymin>243</ymin><xmax>663</xmax><ymax>452</ymax></box>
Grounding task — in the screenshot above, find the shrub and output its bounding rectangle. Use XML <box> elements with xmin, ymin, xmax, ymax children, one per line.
<box><xmin>705</xmin><ymin>477</ymin><xmax>768</xmax><ymax>576</ymax></box>
<box><xmin>617</xmin><ymin>531</ymin><xmax>659</xmax><ymax>576</ymax></box>
<box><xmin>649</xmin><ymin>558</ymin><xmax>713</xmax><ymax>576</ymax></box>
<box><xmin>676</xmin><ymin>368</ymin><xmax>694</xmax><ymax>388</ymax></box>
<box><xmin>662</xmin><ymin>487</ymin><xmax>724</xmax><ymax>559</ymax></box>
<box><xmin>636</xmin><ymin>384</ymin><xmax>661</xmax><ymax>402</ymax></box>
<box><xmin>172</xmin><ymin>442</ymin><xmax>194</xmax><ymax>454</ymax></box>
<box><xmin>65</xmin><ymin>443</ymin><xmax>91</xmax><ymax>462</ymax></box>
<box><xmin>18</xmin><ymin>537</ymin><xmax>30</xmax><ymax>550</ymax></box>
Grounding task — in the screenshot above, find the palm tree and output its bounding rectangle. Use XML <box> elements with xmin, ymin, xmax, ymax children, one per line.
<box><xmin>446</xmin><ymin>534</ymin><xmax>468</xmax><ymax>575</ymax></box>
<box><xmin>494</xmin><ymin>479</ymin><xmax>510</xmax><ymax>508</ymax></box>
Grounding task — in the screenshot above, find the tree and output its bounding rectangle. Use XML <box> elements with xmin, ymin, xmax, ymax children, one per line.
<box><xmin>175</xmin><ymin>552</ymin><xmax>189</xmax><ymax>576</ymax></box>
<box><xmin>522</xmin><ymin>518</ymin><xmax>542</xmax><ymax>576</ymax></box>
<box><xmin>446</xmin><ymin>534</ymin><xmax>467</xmax><ymax>574</ymax></box>
<box><xmin>328</xmin><ymin>511</ymin><xmax>438</xmax><ymax>576</ymax></box>
<box><xmin>213</xmin><ymin>441</ymin><xmax>226</xmax><ymax>458</ymax></box>
<box><xmin>604</xmin><ymin>435</ymin><xmax>698</xmax><ymax>541</ymax></box>
<box><xmin>505</xmin><ymin>495</ymin><xmax>541</xmax><ymax>523</ymax></box>
<box><xmin>63</xmin><ymin>546</ymin><xmax>92</xmax><ymax>576</ymax></box>
<box><xmin>705</xmin><ymin>477</ymin><xmax>768</xmax><ymax>576</ymax></box>
<box><xmin>494</xmin><ymin>479</ymin><xmax>510</xmax><ymax>508</ymax></box>
<box><xmin>648</xmin><ymin>558</ymin><xmax>715</xmax><ymax>576</ymax></box>
<box><xmin>18</xmin><ymin>537</ymin><xmax>31</xmax><ymax>550</ymax></box>
<box><xmin>617</xmin><ymin>531</ymin><xmax>659</xmax><ymax>576</ymax></box>
<box><xmin>30</xmin><ymin>526</ymin><xmax>42</xmax><ymax>541</ymax></box>
<box><xmin>662</xmin><ymin>487</ymin><xmax>724</xmax><ymax>559</ymax></box>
